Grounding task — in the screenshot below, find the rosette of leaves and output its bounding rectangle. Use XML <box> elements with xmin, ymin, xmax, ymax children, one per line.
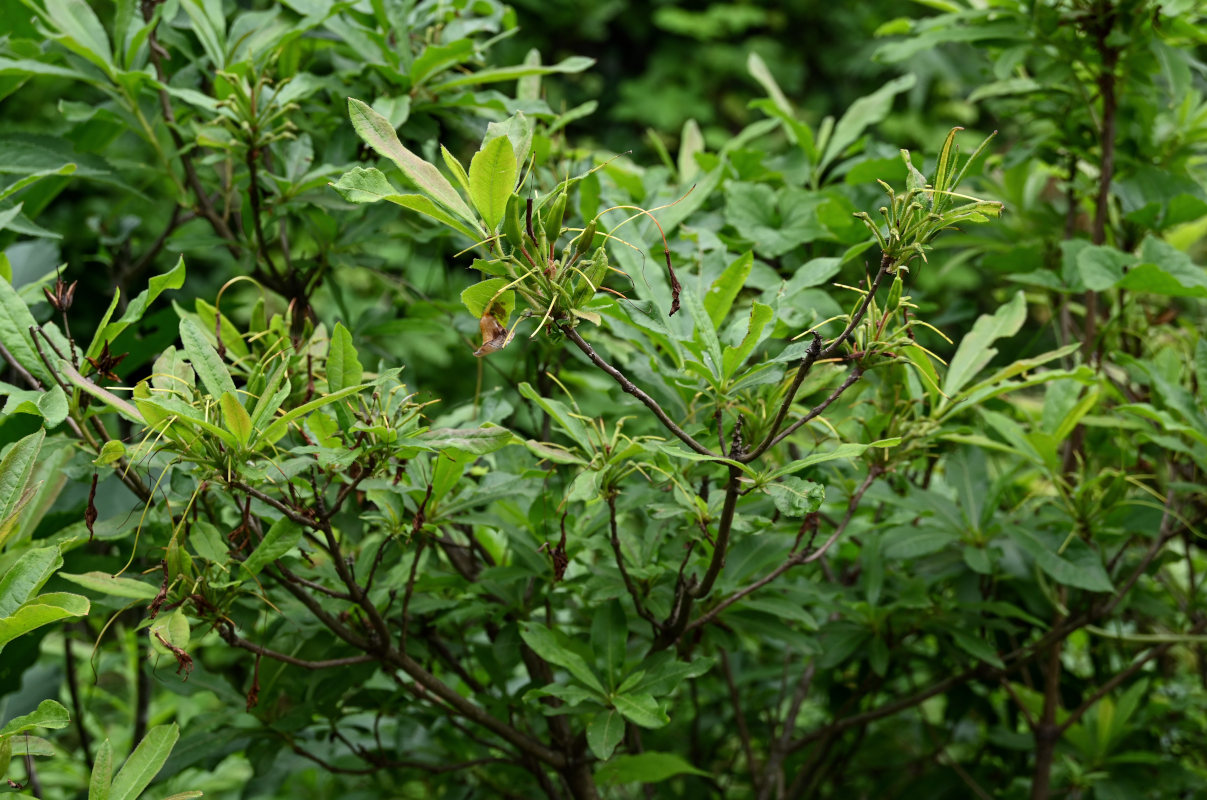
<box><xmin>333</xmin><ymin>100</ymin><xmax>619</xmax><ymax>356</ymax></box>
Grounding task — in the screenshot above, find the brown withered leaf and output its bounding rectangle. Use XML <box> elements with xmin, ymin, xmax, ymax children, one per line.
<box><xmin>473</xmin><ymin>312</ymin><xmax>514</xmax><ymax>357</ymax></box>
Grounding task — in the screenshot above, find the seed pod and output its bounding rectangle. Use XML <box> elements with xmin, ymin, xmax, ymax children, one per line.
<box><xmin>541</xmin><ymin>189</ymin><xmax>568</xmax><ymax>243</ymax></box>
<box><xmin>573</xmin><ymin>218</ymin><xmax>598</xmax><ymax>262</ymax></box>
<box><xmin>502</xmin><ymin>193</ymin><xmax>525</xmax><ymax>253</ymax></box>
<box><xmin>885</xmin><ymin>273</ymin><xmax>903</xmax><ymax>314</ymax></box>
<box><xmin>575</xmin><ymin>246</ymin><xmax>609</xmax><ymax>304</ymax></box>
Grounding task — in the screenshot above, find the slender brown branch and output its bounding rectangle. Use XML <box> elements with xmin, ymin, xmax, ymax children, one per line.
<box><xmin>219</xmin><ymin>624</ymin><xmax>374</xmax><ymax>669</ymax></box>
<box><xmin>560</xmin><ymin>325</ymin><xmax>718</xmax><ymax>458</ymax></box>
<box><xmin>607</xmin><ymin>495</ymin><xmax>661</xmax><ymax>631</ymax></box>
<box><xmin>763</xmin><ymin>367</ymin><xmax>864</xmax><ymax>453</ymax></box>
<box><xmin>685</xmin><ymin>467</ymin><xmax>880</xmax><ymax>635</ymax></box>
<box><xmin>742</xmin><ymin>333</ymin><xmax>822</xmax><ymax>462</ymax></box>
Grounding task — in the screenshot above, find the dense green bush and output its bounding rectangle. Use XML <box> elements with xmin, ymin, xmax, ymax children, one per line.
<box><xmin>1</xmin><ymin>1</ymin><xmax>1205</xmax><ymax>799</ymax></box>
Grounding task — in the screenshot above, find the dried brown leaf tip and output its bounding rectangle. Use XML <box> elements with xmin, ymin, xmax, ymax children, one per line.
<box><xmin>473</xmin><ymin>311</ymin><xmax>513</xmax><ymax>357</ymax></box>
<box><xmin>85</xmin><ymin>340</ymin><xmax>129</xmax><ymax>382</ymax></box>
<box><xmin>154</xmin><ymin>630</ymin><xmax>194</xmax><ymax>680</ymax></box>
<box><xmin>42</xmin><ymin>275</ymin><xmax>78</xmax><ymax>313</ymax></box>
<box><xmin>85</xmin><ymin>473</ymin><xmax>98</xmax><ymax>541</ymax></box>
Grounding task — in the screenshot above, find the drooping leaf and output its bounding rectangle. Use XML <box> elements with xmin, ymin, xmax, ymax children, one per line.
<box><xmin>108</xmin><ymin>724</ymin><xmax>179</xmax><ymax>800</ymax></box>
<box><xmin>594</xmin><ymin>752</ymin><xmax>709</xmax><ymax>786</ymax></box>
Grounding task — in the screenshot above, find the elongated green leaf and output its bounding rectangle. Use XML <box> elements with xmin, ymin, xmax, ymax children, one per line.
<box><xmin>258</xmin><ymin>383</ymin><xmax>367</xmax><ymax>445</ymax></box>
<box><xmin>820</xmin><ymin>74</ymin><xmax>916</xmax><ymax>172</ymax></box>
<box><xmin>595</xmin><ymin>752</ymin><xmax>708</xmax><ymax>786</ymax></box>
<box><xmin>429</xmin><ymin>55</ymin><xmax>593</xmax><ymax>91</ymax></box>
<box><xmin>0</xmin><ymin>430</ymin><xmax>45</xmax><ymax>549</ymax></box>
<box><xmin>0</xmin><ymin>699</ymin><xmax>70</xmax><ymax>737</ymax></box>
<box><xmin>591</xmin><ymin>600</ymin><xmax>628</xmax><ymax>689</ymax></box>
<box><xmin>88</xmin><ymin>256</ymin><xmax>185</xmax><ymax>362</ymax></box>
<box><xmin>613</xmin><ymin>692</ymin><xmax>669</xmax><ymax>729</ymax></box>
<box><xmin>41</xmin><ymin>0</ymin><xmax>114</xmax><ymax>76</ymax></box>
<box><xmin>220</xmin><ymin>391</ymin><xmax>252</xmax><ymax>447</ymax></box>
<box><xmin>242</xmin><ymin>517</ymin><xmax>302</xmax><ymax>576</ymax></box>
<box><xmin>331</xmin><ymin>166</ymin><xmax>482</xmax><ymax>239</ymax></box>
<box><xmin>326</xmin><ymin>322</ymin><xmax>363</xmax><ymax>393</ymax></box>
<box><xmin>441</xmin><ymin>145</ymin><xmax>471</xmax><ymax>195</ymax></box>
<box><xmin>517</xmin><ymin>383</ymin><xmax>594</xmax><ymax>451</ymax></box>
<box><xmin>520</xmin><ymin>622</ymin><xmax>606</xmax><ymax>694</ymax></box>
<box><xmin>0</xmin><ymin>273</ymin><xmax>49</xmax><ymax>384</ymax></box>
<box><xmin>765</xmin><ymin>439</ymin><xmax>901</xmax><ymax>481</ymax></box>
<box><xmin>416</xmin><ymin>427</ymin><xmax>513</xmax><ymax>455</ymax></box>
<box><xmin>89</xmin><ymin>739</ymin><xmax>113</xmax><ymax>800</ymax></box>
<box><xmin>58</xmin><ymin>572</ymin><xmax>159</xmax><ymax>601</ymax></box>
<box><xmin>109</xmin><ymin>724</ymin><xmax>179</xmax><ymax>800</ymax></box>
<box><xmin>587</xmin><ymin>710</ymin><xmax>625</xmax><ymax>761</ymax></box>
<box><xmin>468</xmin><ymin>135</ymin><xmax>516</xmax><ymax>233</ymax></box>
<box><xmin>0</xmin><ymin>592</ymin><xmax>90</xmax><ymax>652</ymax></box>
<box><xmin>703</xmin><ymin>251</ymin><xmax>752</xmax><ymax>327</ymax></box>
<box><xmin>1009</xmin><ymin>528</ymin><xmax>1113</xmax><ymax>592</ymax></box>
<box><xmin>179</xmin><ymin>318</ymin><xmax>235</xmax><ymax>400</ymax></box>
<box><xmin>57</xmin><ymin>360</ymin><xmax>143</xmax><ymax>424</ymax></box>
<box><xmin>722</xmin><ymin>302</ymin><xmax>774</xmax><ymax>378</ymax></box>
<box><xmin>346</xmin><ymin>98</ymin><xmax>475</xmax><ymax>223</ymax></box>
<box><xmin>942</xmin><ymin>290</ymin><xmax>1027</xmax><ymax>399</ymax></box>
<box><xmin>0</xmin><ymin>544</ymin><xmax>59</xmax><ymax>616</ymax></box>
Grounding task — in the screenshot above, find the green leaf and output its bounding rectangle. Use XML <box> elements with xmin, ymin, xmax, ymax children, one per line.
<box><xmin>678</xmin><ymin>118</ymin><xmax>704</xmax><ymax>182</ymax></box>
<box><xmin>591</xmin><ymin>600</ymin><xmax>628</xmax><ymax>688</ymax></box>
<box><xmin>948</xmin><ymin>628</ymin><xmax>1005</xmax><ymax>669</ymax></box>
<box><xmin>220</xmin><ymin>391</ymin><xmax>253</xmax><ymax>448</ymax></box>
<box><xmin>613</xmin><ymin>693</ymin><xmax>670</xmax><ymax>729</ymax></box>
<box><xmin>765</xmin><ymin>440</ymin><xmax>900</xmax><ymax>481</ymax></box>
<box><xmin>109</xmin><ymin>724</ymin><xmax>179</xmax><ymax>800</ymax></box>
<box><xmin>587</xmin><ymin>710</ymin><xmax>625</xmax><ymax>761</ymax></box>
<box><xmin>440</xmin><ymin>145</ymin><xmax>471</xmax><ymax>195</ymax></box>
<box><xmin>0</xmin><ymin>272</ymin><xmax>50</xmax><ymax>384</ymax></box>
<box><xmin>1117</xmin><ymin>236</ymin><xmax>1207</xmax><ymax>298</ymax></box>
<box><xmin>417</xmin><ymin>427</ymin><xmax>513</xmax><ymax>455</ymax></box>
<box><xmin>1077</xmin><ymin>245</ymin><xmax>1136</xmax><ymax>291</ymax></box>
<box><xmin>725</xmin><ymin>184</ymin><xmax>831</xmax><ymax>258</ymax></box>
<box><xmin>327</xmin><ymin>322</ymin><xmax>364</xmax><ymax>393</ymax></box>
<box><xmin>40</xmin><ymin>0</ymin><xmax>114</xmax><ymax>77</ymax></box>
<box><xmin>0</xmin><ymin>592</ymin><xmax>90</xmax><ymax>653</ymax></box>
<box><xmin>58</xmin><ymin>572</ymin><xmax>159</xmax><ymax>601</ymax></box>
<box><xmin>179</xmin><ymin>318</ymin><xmax>236</xmax><ymax>400</ymax></box>
<box><xmin>428</xmin><ymin>55</ymin><xmax>594</xmax><ymax>92</ymax></box>
<box><xmin>0</xmin><ymin>547</ymin><xmax>61</xmax><ymax>617</ymax></box>
<box><xmin>0</xmin><ymin>699</ymin><xmax>70</xmax><ymax>738</ymax></box>
<box><xmin>258</xmin><ymin>383</ymin><xmax>367</xmax><ymax>445</ymax></box>
<box><xmin>331</xmin><ymin>167</ymin><xmax>483</xmax><ymax>240</ymax></box>
<box><xmin>89</xmin><ymin>739</ymin><xmax>113</xmax><ymax>800</ymax></box>
<box><xmin>346</xmin><ymin>98</ymin><xmax>475</xmax><ymax>224</ymax></box>
<box><xmin>519</xmin><ymin>622</ymin><xmax>606</xmax><ymax>694</ymax></box>
<box><xmin>517</xmin><ymin>383</ymin><xmax>594</xmax><ymax>450</ymax></box>
<box><xmin>881</xmin><ymin>526</ymin><xmax>957</xmax><ymax>559</ymax></box>
<box><xmin>0</xmin><ymin>430</ymin><xmax>45</xmax><ymax>550</ymax></box>
<box><xmin>765</xmin><ymin>477</ymin><xmax>825</xmax><ymax>517</ymax></box>
<box><xmin>595</xmin><ymin>752</ymin><xmax>708</xmax><ymax>786</ymax></box>
<box><xmin>820</xmin><ymin>74</ymin><xmax>916</xmax><ymax>172</ymax></box>
<box><xmin>722</xmin><ymin>302</ymin><xmax>774</xmax><ymax>378</ymax></box>
<box><xmin>1009</xmin><ymin>528</ymin><xmax>1113</xmax><ymax>592</ymax></box>
<box><xmin>242</xmin><ymin>517</ymin><xmax>302</xmax><ymax>577</ymax></box>
<box><xmin>461</xmin><ymin>279</ymin><xmax>516</xmax><ymax>322</ymax></box>
<box><xmin>87</xmin><ymin>256</ymin><xmax>185</xmax><ymax>363</ymax></box>
<box><xmin>483</xmin><ymin>113</ymin><xmax>535</xmax><ymax>173</ymax></box>
<box><xmin>942</xmin><ymin>290</ymin><xmax>1027</xmax><ymax>399</ymax></box>
<box><xmin>468</xmin><ymin>135</ymin><xmax>517</xmax><ymax>233</ymax></box>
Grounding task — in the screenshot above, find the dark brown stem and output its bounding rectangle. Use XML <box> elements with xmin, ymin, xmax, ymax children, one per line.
<box><xmin>761</xmin><ymin>368</ymin><xmax>864</xmax><ymax>454</ymax></box>
<box><xmin>743</xmin><ymin>332</ymin><xmax>822</xmax><ymax>462</ymax></box>
<box><xmin>686</xmin><ymin>466</ymin><xmax>879</xmax><ymax>635</ymax></box>
<box><xmin>1030</xmin><ymin>600</ymin><xmax>1064</xmax><ymax>800</ymax></box>
<box><xmin>560</xmin><ymin>325</ymin><xmax>718</xmax><ymax>458</ymax></box>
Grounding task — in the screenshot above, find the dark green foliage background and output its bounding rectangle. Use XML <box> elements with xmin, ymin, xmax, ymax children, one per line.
<box><xmin>1</xmin><ymin>1</ymin><xmax>1205</xmax><ymax>799</ymax></box>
